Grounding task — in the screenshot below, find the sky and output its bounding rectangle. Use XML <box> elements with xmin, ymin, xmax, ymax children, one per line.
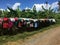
<box><xmin>0</xmin><ymin>0</ymin><xmax>59</xmax><ymax>11</ymax></box>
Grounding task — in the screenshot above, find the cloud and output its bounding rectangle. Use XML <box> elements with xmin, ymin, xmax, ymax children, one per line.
<box><xmin>32</xmin><ymin>1</ymin><xmax>58</xmax><ymax>11</ymax></box>
<box><xmin>0</xmin><ymin>8</ymin><xmax>5</xmax><ymax>11</ymax></box>
<box><xmin>33</xmin><ymin>4</ymin><xmax>50</xmax><ymax>11</ymax></box>
<box><xmin>51</xmin><ymin>2</ymin><xmax>58</xmax><ymax>9</ymax></box>
<box><xmin>25</xmin><ymin>7</ymin><xmax>31</xmax><ymax>10</ymax></box>
<box><xmin>12</xmin><ymin>3</ymin><xmax>21</xmax><ymax>10</ymax></box>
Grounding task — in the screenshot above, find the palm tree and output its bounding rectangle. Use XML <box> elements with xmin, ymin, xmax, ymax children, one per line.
<box><xmin>7</xmin><ymin>7</ymin><xmax>18</xmax><ymax>17</ymax></box>
<box><xmin>3</xmin><ymin>10</ymin><xmax>8</xmax><ymax>17</ymax></box>
<box><xmin>32</xmin><ymin>5</ymin><xmax>37</xmax><ymax>18</ymax></box>
<box><xmin>16</xmin><ymin>6</ymin><xmax>21</xmax><ymax>18</ymax></box>
<box><xmin>42</xmin><ymin>5</ymin><xmax>54</xmax><ymax>18</ymax></box>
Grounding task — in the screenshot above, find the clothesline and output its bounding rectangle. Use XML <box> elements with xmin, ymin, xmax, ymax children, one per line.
<box><xmin>0</xmin><ymin>17</ymin><xmax>56</xmax><ymax>35</ymax></box>
<box><xmin>0</xmin><ymin>17</ymin><xmax>56</xmax><ymax>22</ymax></box>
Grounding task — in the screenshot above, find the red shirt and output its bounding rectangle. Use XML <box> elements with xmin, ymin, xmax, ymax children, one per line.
<box><xmin>8</xmin><ymin>21</ymin><xmax>13</xmax><ymax>28</ymax></box>
<box><xmin>3</xmin><ymin>17</ymin><xmax>8</xmax><ymax>22</ymax></box>
<box><xmin>3</xmin><ymin>22</ymin><xmax>9</xmax><ymax>29</ymax></box>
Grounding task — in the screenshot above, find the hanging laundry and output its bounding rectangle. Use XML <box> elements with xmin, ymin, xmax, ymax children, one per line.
<box><xmin>8</xmin><ymin>21</ymin><xmax>13</xmax><ymax>28</ymax></box>
<box><xmin>14</xmin><ymin>17</ymin><xmax>18</xmax><ymax>26</ymax></box>
<box><xmin>34</xmin><ymin>22</ymin><xmax>38</xmax><ymax>28</ymax></box>
<box><xmin>3</xmin><ymin>22</ymin><xmax>9</xmax><ymax>29</ymax></box>
<box><xmin>10</xmin><ymin>18</ymin><xmax>15</xmax><ymax>22</ymax></box>
<box><xmin>3</xmin><ymin>17</ymin><xmax>9</xmax><ymax>22</ymax></box>
<box><xmin>27</xmin><ymin>22</ymin><xmax>30</xmax><ymax>27</ymax></box>
<box><xmin>18</xmin><ymin>19</ymin><xmax>22</xmax><ymax>27</ymax></box>
<box><xmin>23</xmin><ymin>21</ymin><xmax>27</xmax><ymax>27</ymax></box>
<box><xmin>3</xmin><ymin>17</ymin><xmax>9</xmax><ymax>29</ymax></box>
<box><xmin>0</xmin><ymin>18</ymin><xmax>3</xmax><ymax>28</ymax></box>
<box><xmin>0</xmin><ymin>18</ymin><xmax>3</xmax><ymax>24</ymax></box>
<box><xmin>15</xmin><ymin>17</ymin><xmax>18</xmax><ymax>21</ymax></box>
<box><xmin>30</xmin><ymin>23</ymin><xmax>33</xmax><ymax>27</ymax></box>
<box><xmin>18</xmin><ymin>22</ymin><xmax>22</xmax><ymax>28</ymax></box>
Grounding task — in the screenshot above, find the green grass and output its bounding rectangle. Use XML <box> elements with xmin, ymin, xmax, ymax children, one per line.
<box><xmin>0</xmin><ymin>21</ymin><xmax>60</xmax><ymax>45</ymax></box>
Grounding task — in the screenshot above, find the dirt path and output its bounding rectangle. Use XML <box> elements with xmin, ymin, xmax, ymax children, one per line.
<box><xmin>4</xmin><ymin>26</ymin><xmax>60</xmax><ymax>45</ymax></box>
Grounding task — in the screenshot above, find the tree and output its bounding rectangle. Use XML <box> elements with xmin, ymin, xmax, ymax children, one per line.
<box><xmin>33</xmin><ymin>5</ymin><xmax>36</xmax><ymax>12</ymax></box>
<box><xmin>0</xmin><ymin>10</ymin><xmax>3</xmax><ymax>17</ymax></box>
<box><xmin>42</xmin><ymin>6</ymin><xmax>54</xmax><ymax>18</ymax></box>
<box><xmin>16</xmin><ymin>6</ymin><xmax>21</xmax><ymax>17</ymax></box>
<box><xmin>7</xmin><ymin>7</ymin><xmax>18</xmax><ymax>17</ymax></box>
<box><xmin>32</xmin><ymin>5</ymin><xmax>37</xmax><ymax>18</ymax></box>
<box><xmin>21</xmin><ymin>9</ymin><xmax>34</xmax><ymax>18</ymax></box>
<box><xmin>3</xmin><ymin>10</ymin><xmax>8</xmax><ymax>17</ymax></box>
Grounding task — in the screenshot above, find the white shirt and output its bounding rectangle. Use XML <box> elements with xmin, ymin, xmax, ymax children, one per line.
<box><xmin>10</xmin><ymin>18</ymin><xmax>15</xmax><ymax>22</ymax></box>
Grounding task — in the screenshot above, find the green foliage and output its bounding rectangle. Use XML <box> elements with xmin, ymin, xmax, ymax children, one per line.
<box><xmin>0</xmin><ymin>6</ymin><xmax>60</xmax><ymax>19</ymax></box>
<box><xmin>7</xmin><ymin>7</ymin><xmax>19</xmax><ymax>17</ymax></box>
<box><xmin>42</xmin><ymin>6</ymin><xmax>54</xmax><ymax>18</ymax></box>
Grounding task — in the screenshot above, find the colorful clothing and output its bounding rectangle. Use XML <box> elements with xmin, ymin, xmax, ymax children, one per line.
<box><xmin>10</xmin><ymin>18</ymin><xmax>15</xmax><ymax>22</ymax></box>
<box><xmin>3</xmin><ymin>17</ymin><xmax>8</xmax><ymax>22</ymax></box>
<box><xmin>30</xmin><ymin>23</ymin><xmax>33</xmax><ymax>27</ymax></box>
<box><xmin>18</xmin><ymin>22</ymin><xmax>22</xmax><ymax>27</ymax></box>
<box><xmin>15</xmin><ymin>17</ymin><xmax>18</xmax><ymax>21</ymax></box>
<box><xmin>8</xmin><ymin>21</ymin><xmax>13</xmax><ymax>28</ymax></box>
<box><xmin>0</xmin><ymin>18</ymin><xmax>3</xmax><ymax>24</ymax></box>
<box><xmin>34</xmin><ymin>22</ymin><xmax>38</xmax><ymax>28</ymax></box>
<box><xmin>3</xmin><ymin>22</ymin><xmax>9</xmax><ymax>29</ymax></box>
